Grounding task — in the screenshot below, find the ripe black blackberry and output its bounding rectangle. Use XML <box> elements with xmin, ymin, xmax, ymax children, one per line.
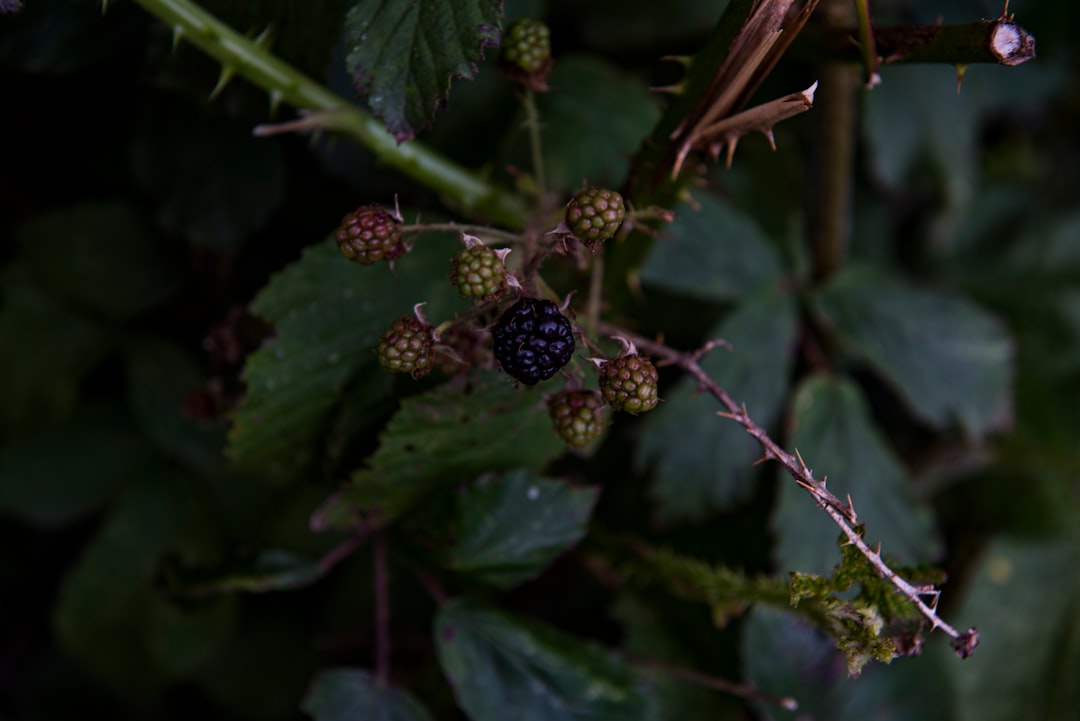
<box><xmin>491</xmin><ymin>298</ymin><xmax>575</xmax><ymax>385</ymax></box>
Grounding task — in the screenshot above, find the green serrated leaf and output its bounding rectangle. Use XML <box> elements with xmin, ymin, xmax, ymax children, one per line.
<box><xmin>638</xmin><ymin>288</ymin><xmax>797</xmax><ymax>522</ymax></box>
<box><xmin>951</xmin><ymin>538</ymin><xmax>1080</xmax><ymax>721</ymax></box>
<box><xmin>227</xmin><ymin>235</ymin><xmax>465</xmax><ymax>481</ymax></box>
<box><xmin>532</xmin><ymin>55</ymin><xmax>660</xmax><ymax>190</ymax></box>
<box><xmin>743</xmin><ymin>606</ymin><xmax>954</xmax><ymax>721</ymax></box>
<box><xmin>0</xmin><ymin>268</ymin><xmax>112</xmax><ymax>435</ymax></box>
<box><xmin>428</xmin><ymin>469</ymin><xmax>598</xmax><ymax>588</ymax></box>
<box><xmin>343</xmin><ymin>0</ymin><xmax>501</xmax><ymax>141</ymax></box>
<box><xmin>811</xmin><ymin>267</ymin><xmax>1014</xmax><ymax>438</ymax></box>
<box><xmin>773</xmin><ymin>374</ymin><xmax>940</xmax><ymax>576</ymax></box>
<box><xmin>0</xmin><ymin>402</ymin><xmax>155</xmax><ymax>527</ymax></box>
<box><xmin>54</xmin><ymin>470</ymin><xmax>232</xmax><ymax>695</ymax></box>
<box><xmin>16</xmin><ymin>202</ymin><xmax>182</xmax><ymax>319</ymax></box>
<box><xmin>302</xmin><ymin>668</ymin><xmax>435</xmax><ymax>721</ymax></box>
<box><xmin>130</xmin><ymin>99</ymin><xmax>284</xmax><ymax>251</ymax></box>
<box><xmin>639</xmin><ymin>194</ymin><xmax>785</xmax><ymax>302</ymax></box>
<box><xmin>316</xmin><ymin>371</ymin><xmax>564</xmax><ymax>529</ymax></box>
<box><xmin>435</xmin><ymin>599</ymin><xmax>660</xmax><ymax>721</ymax></box>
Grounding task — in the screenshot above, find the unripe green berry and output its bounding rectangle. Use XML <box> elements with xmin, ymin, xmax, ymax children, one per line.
<box><xmin>598</xmin><ymin>354</ymin><xmax>659</xmax><ymax>414</ymax></box>
<box><xmin>566</xmin><ymin>188</ymin><xmax>625</xmax><ymax>250</ymax></box>
<box><xmin>502</xmin><ymin>19</ymin><xmax>551</xmax><ymax>75</ymax></box>
<box><xmin>377</xmin><ymin>317</ymin><xmax>434</xmax><ymax>378</ymax></box>
<box><xmin>547</xmin><ymin>390</ymin><xmax>606</xmax><ymax>447</ymax></box>
<box><xmin>449</xmin><ymin>245</ymin><xmax>508</xmax><ymax>300</ymax></box>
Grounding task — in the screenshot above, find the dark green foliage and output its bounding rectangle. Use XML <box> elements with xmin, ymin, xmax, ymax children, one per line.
<box><xmin>302</xmin><ymin>669</ymin><xmax>435</xmax><ymax>721</ymax></box>
<box><xmin>316</xmin><ymin>371</ymin><xmax>566</xmax><ymax>528</ymax></box>
<box><xmin>410</xmin><ymin>469</ymin><xmax>598</xmax><ymax>587</ymax></box>
<box><xmin>435</xmin><ymin>599</ymin><xmax>661</xmax><ymax>721</ymax></box>
<box><xmin>343</xmin><ymin>0</ymin><xmax>502</xmax><ymax>141</ymax></box>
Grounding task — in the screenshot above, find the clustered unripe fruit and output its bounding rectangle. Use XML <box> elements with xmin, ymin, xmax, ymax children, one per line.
<box><xmin>449</xmin><ymin>244</ymin><xmax>508</xmax><ymax>301</ymax></box>
<box><xmin>377</xmin><ymin>316</ymin><xmax>435</xmax><ymax>378</ymax></box>
<box><xmin>565</xmin><ymin>188</ymin><xmax>625</xmax><ymax>251</ymax></box>
<box><xmin>501</xmin><ymin>18</ymin><xmax>551</xmax><ymax>75</ymax></box>
<box><xmin>491</xmin><ymin>297</ymin><xmax>575</xmax><ymax>385</ymax></box>
<box><xmin>598</xmin><ymin>354</ymin><xmax>659</xmax><ymax>414</ymax></box>
<box><xmin>336</xmin><ymin>205</ymin><xmax>406</xmax><ymax>265</ymax></box>
<box><xmin>547</xmin><ymin>390</ymin><xmax>606</xmax><ymax>447</ymax></box>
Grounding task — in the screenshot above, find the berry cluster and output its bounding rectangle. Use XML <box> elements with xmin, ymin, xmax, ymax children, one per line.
<box><xmin>341</xmin><ymin>182</ymin><xmax>661</xmax><ymax>450</ymax></box>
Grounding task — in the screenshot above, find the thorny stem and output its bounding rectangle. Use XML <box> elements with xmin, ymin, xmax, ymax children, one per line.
<box><xmin>522</xmin><ymin>89</ymin><xmax>547</xmax><ymax>195</ymax></box>
<box><xmin>127</xmin><ymin>0</ymin><xmax>527</xmax><ymax>229</ymax></box>
<box><xmin>374</xmin><ymin>532</ymin><xmax>391</xmax><ymax>686</ymax></box>
<box><xmin>793</xmin><ymin>18</ymin><xmax>1036</xmax><ymax>67</ymax></box>
<box><xmin>633</xmin><ymin>658</ymin><xmax>798</xmax><ymax>711</ymax></box>
<box><xmin>596</xmin><ymin>322</ymin><xmax>979</xmax><ymax>656</ymax></box>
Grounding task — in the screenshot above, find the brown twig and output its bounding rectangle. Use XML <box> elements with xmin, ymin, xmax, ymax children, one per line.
<box><xmin>596</xmin><ymin>322</ymin><xmax>978</xmax><ymax>657</ymax></box>
<box><xmin>690</xmin><ymin>82</ymin><xmax>818</xmax><ymax>168</ymax></box>
<box><xmin>670</xmin><ymin>0</ymin><xmax>821</xmax><ymax>177</ymax></box>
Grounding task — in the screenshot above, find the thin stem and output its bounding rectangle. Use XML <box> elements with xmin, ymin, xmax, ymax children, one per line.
<box><xmin>586</xmin><ymin>251</ymin><xmax>604</xmax><ymax>340</ymax></box>
<box><xmin>596</xmin><ymin>322</ymin><xmax>978</xmax><ymax>656</ymax></box>
<box><xmin>129</xmin><ymin>0</ymin><xmax>526</xmax><ymax>229</ymax></box>
<box><xmin>373</xmin><ymin>532</ymin><xmax>391</xmax><ymax>686</ymax></box>
<box><xmin>633</xmin><ymin>658</ymin><xmax>798</xmax><ymax>711</ymax></box>
<box><xmin>317</xmin><ymin>531</ymin><xmax>368</xmax><ymax>576</ymax></box>
<box><xmin>852</xmin><ymin>0</ymin><xmax>880</xmax><ymax>86</ymax></box>
<box><xmin>400</xmin><ymin>223</ymin><xmax>525</xmax><ymax>245</ymax></box>
<box><xmin>808</xmin><ymin>0</ymin><xmax>857</xmax><ymax>283</ymax></box>
<box><xmin>809</xmin><ymin>67</ymin><xmax>857</xmax><ymax>282</ymax></box>
<box><xmin>522</xmin><ymin>89</ymin><xmax>547</xmax><ymax>194</ymax></box>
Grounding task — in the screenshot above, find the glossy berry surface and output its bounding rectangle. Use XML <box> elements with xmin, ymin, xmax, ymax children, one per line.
<box><xmin>566</xmin><ymin>188</ymin><xmax>625</xmax><ymax>248</ymax></box>
<box><xmin>491</xmin><ymin>298</ymin><xmax>575</xmax><ymax>385</ymax></box>
<box><xmin>547</xmin><ymin>390</ymin><xmax>606</xmax><ymax>447</ymax></box>
<box><xmin>449</xmin><ymin>245</ymin><xmax>507</xmax><ymax>300</ymax></box>
<box><xmin>377</xmin><ymin>317</ymin><xmax>434</xmax><ymax>378</ymax></box>
<box><xmin>335</xmin><ymin>205</ymin><xmax>405</xmax><ymax>265</ymax></box>
<box><xmin>501</xmin><ymin>19</ymin><xmax>551</xmax><ymax>74</ymax></box>
<box><xmin>599</xmin><ymin>354</ymin><xmax>659</xmax><ymax>414</ymax></box>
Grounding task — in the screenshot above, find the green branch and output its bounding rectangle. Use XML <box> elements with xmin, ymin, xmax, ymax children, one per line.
<box><xmin>127</xmin><ymin>0</ymin><xmax>527</xmax><ymax>229</ymax></box>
